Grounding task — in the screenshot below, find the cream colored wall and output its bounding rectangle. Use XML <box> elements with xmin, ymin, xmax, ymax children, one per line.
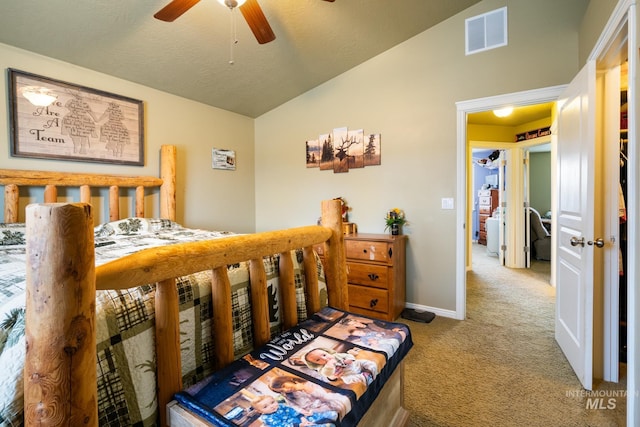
<box><xmin>579</xmin><ymin>0</ymin><xmax>620</xmax><ymax>64</ymax></box>
<box><xmin>0</xmin><ymin>43</ymin><xmax>256</xmax><ymax>232</ymax></box>
<box><xmin>254</xmin><ymin>0</ymin><xmax>586</xmax><ymax>313</ymax></box>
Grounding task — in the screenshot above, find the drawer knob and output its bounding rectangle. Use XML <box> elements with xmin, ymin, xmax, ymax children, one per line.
<box><xmin>367</xmin><ymin>273</ymin><xmax>379</xmax><ymax>281</ymax></box>
<box><xmin>369</xmin><ymin>298</ymin><xmax>378</xmax><ymax>308</ymax></box>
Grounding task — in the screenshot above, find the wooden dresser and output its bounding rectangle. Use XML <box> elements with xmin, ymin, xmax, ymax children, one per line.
<box><xmin>477</xmin><ymin>189</ymin><xmax>498</xmax><ymax>245</ymax></box>
<box><xmin>343</xmin><ymin>233</ymin><xmax>407</xmax><ymax>321</ymax></box>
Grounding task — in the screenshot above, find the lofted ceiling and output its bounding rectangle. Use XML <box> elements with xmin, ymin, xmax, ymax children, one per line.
<box><xmin>0</xmin><ymin>0</ymin><xmax>481</xmax><ymax>118</ymax></box>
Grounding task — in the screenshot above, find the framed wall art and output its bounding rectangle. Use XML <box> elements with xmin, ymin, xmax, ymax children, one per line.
<box><xmin>306</xmin><ymin>126</ymin><xmax>381</xmax><ymax>173</ymax></box>
<box><xmin>212</xmin><ymin>148</ymin><xmax>236</xmax><ymax>170</ymax></box>
<box><xmin>7</xmin><ymin>68</ymin><xmax>145</xmax><ymax>166</ymax></box>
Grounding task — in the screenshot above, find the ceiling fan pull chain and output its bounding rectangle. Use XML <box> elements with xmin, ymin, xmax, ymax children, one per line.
<box><xmin>228</xmin><ymin>8</ymin><xmax>240</xmax><ymax>65</ymax></box>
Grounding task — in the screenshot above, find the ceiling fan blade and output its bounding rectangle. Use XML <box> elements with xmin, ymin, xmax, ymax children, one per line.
<box><xmin>323</xmin><ymin>0</ymin><xmax>336</xmax><ymax>2</ymax></box>
<box><xmin>239</xmin><ymin>0</ymin><xmax>276</xmax><ymax>44</ymax></box>
<box><xmin>154</xmin><ymin>0</ymin><xmax>201</xmax><ymax>22</ymax></box>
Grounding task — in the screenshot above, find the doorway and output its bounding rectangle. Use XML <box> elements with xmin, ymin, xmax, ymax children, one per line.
<box><xmin>469</xmin><ymin>136</ymin><xmax>553</xmax><ymax>270</ymax></box>
<box><xmin>456</xmin><ymin>0</ymin><xmax>631</xmax><ymax>396</ymax></box>
<box><xmin>454</xmin><ymin>86</ymin><xmax>563</xmax><ymax>319</ymax></box>
<box><xmin>456</xmin><ymin>1</ymin><xmax>637</xmax><ymax>422</ymax></box>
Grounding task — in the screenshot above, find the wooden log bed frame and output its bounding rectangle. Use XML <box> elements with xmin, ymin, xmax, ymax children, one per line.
<box><xmin>0</xmin><ymin>145</ymin><xmax>409</xmax><ymax>427</ymax></box>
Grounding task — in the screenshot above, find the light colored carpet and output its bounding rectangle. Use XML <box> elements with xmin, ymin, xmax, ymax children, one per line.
<box><xmin>402</xmin><ymin>244</ymin><xmax>626</xmax><ymax>427</ymax></box>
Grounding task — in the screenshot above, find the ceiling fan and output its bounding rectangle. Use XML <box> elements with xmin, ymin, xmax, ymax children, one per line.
<box><xmin>154</xmin><ymin>0</ymin><xmax>335</xmax><ymax>45</ymax></box>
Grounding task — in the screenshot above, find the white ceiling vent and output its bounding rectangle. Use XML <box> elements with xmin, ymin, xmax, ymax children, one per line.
<box><xmin>465</xmin><ymin>7</ymin><xmax>507</xmax><ymax>55</ymax></box>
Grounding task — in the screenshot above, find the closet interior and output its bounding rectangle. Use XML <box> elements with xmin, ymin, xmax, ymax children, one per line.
<box><xmin>619</xmin><ymin>67</ymin><xmax>628</xmax><ymax>363</ymax></box>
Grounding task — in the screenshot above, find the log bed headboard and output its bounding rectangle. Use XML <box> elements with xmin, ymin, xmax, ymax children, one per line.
<box><xmin>0</xmin><ymin>144</ymin><xmax>348</xmax><ymax>426</ymax></box>
<box><xmin>1</xmin><ymin>144</ymin><xmax>176</xmax><ymax>223</ymax></box>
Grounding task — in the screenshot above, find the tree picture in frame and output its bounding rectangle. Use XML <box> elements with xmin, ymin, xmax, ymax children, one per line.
<box><xmin>306</xmin><ymin>127</ymin><xmax>381</xmax><ymax>173</ymax></box>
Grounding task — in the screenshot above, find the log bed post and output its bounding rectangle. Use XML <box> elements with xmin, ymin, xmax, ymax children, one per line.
<box><xmin>211</xmin><ymin>267</ymin><xmax>234</xmax><ymax>369</ymax></box>
<box><xmin>4</xmin><ymin>183</ymin><xmax>18</xmax><ymax>223</ymax></box>
<box><xmin>249</xmin><ymin>259</ymin><xmax>270</xmax><ymax>347</ymax></box>
<box><xmin>156</xmin><ymin>278</ymin><xmax>182</xmax><ymax>427</ymax></box>
<box><xmin>302</xmin><ymin>246</ymin><xmax>320</xmax><ymax>314</ymax></box>
<box><xmin>24</xmin><ymin>203</ymin><xmax>97</xmax><ymax>426</ymax></box>
<box><xmin>279</xmin><ymin>251</ymin><xmax>298</xmax><ymax>330</ymax></box>
<box><xmin>160</xmin><ymin>145</ymin><xmax>177</xmax><ymax>221</ymax></box>
<box><xmin>320</xmin><ymin>199</ymin><xmax>349</xmax><ymax>310</ymax></box>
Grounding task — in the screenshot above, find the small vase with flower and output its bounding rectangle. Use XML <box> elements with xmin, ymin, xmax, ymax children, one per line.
<box><xmin>385</xmin><ymin>208</ymin><xmax>407</xmax><ymax>235</ymax></box>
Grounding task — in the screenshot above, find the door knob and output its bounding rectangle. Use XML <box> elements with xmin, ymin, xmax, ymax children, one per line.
<box><xmin>570</xmin><ymin>236</ymin><xmax>585</xmax><ymax>247</ymax></box>
<box><xmin>587</xmin><ymin>238</ymin><xmax>605</xmax><ymax>248</ymax></box>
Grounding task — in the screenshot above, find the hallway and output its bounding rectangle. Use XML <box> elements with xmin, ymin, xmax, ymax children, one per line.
<box><xmin>403</xmin><ymin>242</ymin><xmax>626</xmax><ymax>426</ymax></box>
<box><xmin>471</xmin><ymin>242</ymin><xmax>551</xmax><ymax>284</ymax></box>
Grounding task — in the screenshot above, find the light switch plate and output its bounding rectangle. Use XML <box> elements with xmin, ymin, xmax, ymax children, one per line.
<box><xmin>441</xmin><ymin>198</ymin><xmax>455</xmax><ymax>210</ymax></box>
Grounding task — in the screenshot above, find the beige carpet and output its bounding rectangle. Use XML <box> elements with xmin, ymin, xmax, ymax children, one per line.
<box><xmin>401</xmin><ymin>244</ymin><xmax>626</xmax><ymax>427</ymax></box>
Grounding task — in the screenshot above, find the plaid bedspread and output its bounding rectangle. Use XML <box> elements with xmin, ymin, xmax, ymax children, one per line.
<box><xmin>0</xmin><ymin>218</ymin><xmax>327</xmax><ymax>427</ymax></box>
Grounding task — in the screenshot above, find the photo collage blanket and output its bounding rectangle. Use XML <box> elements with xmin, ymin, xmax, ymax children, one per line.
<box><xmin>175</xmin><ymin>307</ymin><xmax>413</xmax><ymax>427</ymax></box>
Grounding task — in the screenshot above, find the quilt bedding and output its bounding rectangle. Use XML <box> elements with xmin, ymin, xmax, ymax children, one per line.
<box><xmin>174</xmin><ymin>307</ymin><xmax>413</xmax><ymax>427</ymax></box>
<box><xmin>0</xmin><ymin>218</ymin><xmax>327</xmax><ymax>427</ymax></box>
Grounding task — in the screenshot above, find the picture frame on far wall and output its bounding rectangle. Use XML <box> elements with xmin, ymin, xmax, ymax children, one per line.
<box><xmin>211</xmin><ymin>148</ymin><xmax>236</xmax><ymax>170</ymax></box>
<box><xmin>7</xmin><ymin>68</ymin><xmax>144</xmax><ymax>166</ymax></box>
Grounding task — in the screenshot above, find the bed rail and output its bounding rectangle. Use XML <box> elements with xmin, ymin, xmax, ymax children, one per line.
<box><xmin>0</xmin><ymin>145</ymin><xmax>176</xmax><ymax>223</ymax></box>
<box><xmin>23</xmin><ymin>199</ymin><xmax>347</xmax><ymax>427</ymax></box>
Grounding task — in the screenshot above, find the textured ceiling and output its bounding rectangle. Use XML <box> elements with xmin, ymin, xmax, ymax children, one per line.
<box><xmin>0</xmin><ymin>0</ymin><xmax>481</xmax><ymax>118</ymax></box>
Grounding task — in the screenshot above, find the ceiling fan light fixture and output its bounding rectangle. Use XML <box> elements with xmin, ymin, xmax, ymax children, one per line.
<box><xmin>21</xmin><ymin>86</ymin><xmax>57</xmax><ymax>107</ymax></box>
<box><xmin>493</xmin><ymin>106</ymin><xmax>514</xmax><ymax>118</ymax></box>
<box><xmin>217</xmin><ymin>0</ymin><xmax>246</xmax><ymax>8</ymax></box>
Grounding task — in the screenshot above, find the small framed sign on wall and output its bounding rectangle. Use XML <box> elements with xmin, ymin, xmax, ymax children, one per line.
<box><xmin>212</xmin><ymin>148</ymin><xmax>236</xmax><ymax>170</ymax></box>
<box><xmin>8</xmin><ymin>68</ymin><xmax>145</xmax><ymax>166</ymax></box>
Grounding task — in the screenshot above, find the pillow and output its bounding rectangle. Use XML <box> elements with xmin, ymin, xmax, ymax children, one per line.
<box><xmin>0</xmin><ymin>223</ymin><xmax>26</xmax><ymax>247</ymax></box>
<box><xmin>94</xmin><ymin>217</ymin><xmax>181</xmax><ymax>237</ymax></box>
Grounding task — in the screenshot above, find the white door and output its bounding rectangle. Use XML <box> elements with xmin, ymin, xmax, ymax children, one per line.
<box><xmin>523</xmin><ymin>149</ymin><xmax>531</xmax><ymax>268</ymax></box>
<box><xmin>498</xmin><ymin>150</ymin><xmax>506</xmax><ymax>265</ymax></box>
<box><xmin>555</xmin><ymin>60</ymin><xmax>597</xmax><ymax>390</ymax></box>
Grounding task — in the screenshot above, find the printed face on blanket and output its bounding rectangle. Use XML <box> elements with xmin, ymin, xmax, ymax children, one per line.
<box><xmin>211</xmin><ymin>367</ymin><xmax>348</xmax><ymax>426</ymax></box>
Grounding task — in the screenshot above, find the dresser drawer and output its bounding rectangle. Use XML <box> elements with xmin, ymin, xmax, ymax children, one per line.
<box><xmin>479</xmin><ymin>196</ymin><xmax>492</xmax><ymax>206</ymax></box>
<box><xmin>347</xmin><ymin>262</ymin><xmax>388</xmax><ymax>289</ymax></box>
<box><xmin>348</xmin><ymin>284</ymin><xmax>389</xmax><ymax>314</ymax></box>
<box><xmin>345</xmin><ymin>239</ymin><xmax>391</xmax><ymax>263</ymax></box>
<box><xmin>479</xmin><ymin>205</ymin><xmax>492</xmax><ymax>214</ymax></box>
